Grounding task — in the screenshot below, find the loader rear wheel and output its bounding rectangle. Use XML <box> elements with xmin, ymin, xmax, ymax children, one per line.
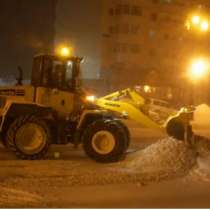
<box><xmin>115</xmin><ymin>120</ymin><xmax>130</xmax><ymax>149</ymax></box>
<box><xmin>82</xmin><ymin>120</ymin><xmax>128</xmax><ymax>163</ymax></box>
<box><xmin>6</xmin><ymin>115</ymin><xmax>51</xmax><ymax>160</ymax></box>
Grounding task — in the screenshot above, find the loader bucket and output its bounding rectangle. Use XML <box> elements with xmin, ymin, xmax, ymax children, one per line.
<box><xmin>165</xmin><ymin>107</ymin><xmax>194</xmax><ymax>141</ymax></box>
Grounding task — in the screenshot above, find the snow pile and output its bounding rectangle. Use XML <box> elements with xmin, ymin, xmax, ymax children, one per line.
<box><xmin>125</xmin><ymin>137</ymin><xmax>196</xmax><ymax>179</ymax></box>
<box><xmin>188</xmin><ymin>155</ymin><xmax>210</xmax><ymax>183</ymax></box>
<box><xmin>193</xmin><ymin>104</ymin><xmax>210</xmax><ymax>127</ymax></box>
<box><xmin>188</xmin><ymin>136</ymin><xmax>210</xmax><ymax>182</ymax></box>
<box><xmin>193</xmin><ymin>135</ymin><xmax>210</xmax><ymax>157</ymax></box>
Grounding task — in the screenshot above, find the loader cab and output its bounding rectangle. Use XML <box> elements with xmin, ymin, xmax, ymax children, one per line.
<box><xmin>31</xmin><ymin>54</ymin><xmax>82</xmax><ymax>91</ymax></box>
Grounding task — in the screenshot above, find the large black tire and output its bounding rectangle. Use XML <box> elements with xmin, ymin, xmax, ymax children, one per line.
<box><xmin>1</xmin><ymin>134</ymin><xmax>8</xmax><ymax>148</ymax></box>
<box><xmin>166</xmin><ymin>119</ymin><xmax>185</xmax><ymax>140</ymax></box>
<box><xmin>114</xmin><ymin>120</ymin><xmax>130</xmax><ymax>149</ymax></box>
<box><xmin>82</xmin><ymin>119</ymin><xmax>128</xmax><ymax>163</ymax></box>
<box><xmin>5</xmin><ymin>115</ymin><xmax>51</xmax><ymax>160</ymax></box>
<box><xmin>1</xmin><ymin>118</ymin><xmax>16</xmax><ymax>148</ymax></box>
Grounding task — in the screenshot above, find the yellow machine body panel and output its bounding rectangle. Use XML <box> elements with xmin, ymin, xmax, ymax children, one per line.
<box><xmin>35</xmin><ymin>87</ymin><xmax>74</xmax><ymax>118</ymax></box>
<box><xmin>0</xmin><ymin>85</ymin><xmax>34</xmax><ymax>102</ymax></box>
<box><xmin>0</xmin><ymin>85</ymin><xmax>74</xmax><ymax>119</ymax></box>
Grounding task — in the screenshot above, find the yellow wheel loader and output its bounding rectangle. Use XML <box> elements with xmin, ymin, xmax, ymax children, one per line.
<box><xmin>0</xmin><ymin>54</ymin><xmax>129</xmax><ymax>162</ymax></box>
<box><xmin>0</xmin><ymin>53</ymin><xmax>193</xmax><ymax>162</ymax></box>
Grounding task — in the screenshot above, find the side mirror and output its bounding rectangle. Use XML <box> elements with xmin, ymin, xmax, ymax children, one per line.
<box><xmin>16</xmin><ymin>66</ymin><xmax>23</xmax><ymax>86</ymax></box>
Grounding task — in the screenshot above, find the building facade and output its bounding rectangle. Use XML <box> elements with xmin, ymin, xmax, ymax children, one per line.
<box><xmin>101</xmin><ymin>0</ymin><xmax>210</xmax><ymax>94</ymax></box>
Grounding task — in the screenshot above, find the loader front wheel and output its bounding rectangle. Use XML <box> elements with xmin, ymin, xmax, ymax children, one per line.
<box><xmin>6</xmin><ymin>115</ymin><xmax>51</xmax><ymax>160</ymax></box>
<box><xmin>82</xmin><ymin>120</ymin><xmax>128</xmax><ymax>163</ymax></box>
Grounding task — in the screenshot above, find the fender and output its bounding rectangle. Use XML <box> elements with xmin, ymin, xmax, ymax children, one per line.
<box><xmin>77</xmin><ymin>109</ymin><xmax>114</xmax><ymax>130</ymax></box>
<box><xmin>0</xmin><ymin>100</ymin><xmax>55</xmax><ymax>132</ymax></box>
<box><xmin>74</xmin><ymin>109</ymin><xmax>125</xmax><ymax>145</ymax></box>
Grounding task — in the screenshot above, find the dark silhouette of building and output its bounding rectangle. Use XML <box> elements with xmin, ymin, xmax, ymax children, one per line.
<box><xmin>0</xmin><ymin>0</ymin><xmax>57</xmax><ymax>79</ymax></box>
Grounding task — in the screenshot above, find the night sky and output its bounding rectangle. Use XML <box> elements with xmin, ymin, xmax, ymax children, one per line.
<box><xmin>0</xmin><ymin>0</ymin><xmax>56</xmax><ymax>80</ymax></box>
<box><xmin>56</xmin><ymin>0</ymin><xmax>101</xmax><ymax>79</ymax></box>
<box><xmin>0</xmin><ymin>0</ymin><xmax>101</xmax><ymax>81</ymax></box>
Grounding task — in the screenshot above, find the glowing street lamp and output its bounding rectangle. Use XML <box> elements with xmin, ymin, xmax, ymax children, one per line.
<box><xmin>186</xmin><ymin>14</ymin><xmax>209</xmax><ymax>33</ymax></box>
<box><xmin>192</xmin><ymin>15</ymin><xmax>200</xmax><ymax>25</ymax></box>
<box><xmin>187</xmin><ymin>58</ymin><xmax>209</xmax><ymax>105</ymax></box>
<box><xmin>143</xmin><ymin>85</ymin><xmax>152</xmax><ymax>93</ymax></box>
<box><xmin>187</xmin><ymin>58</ymin><xmax>209</xmax><ymax>83</ymax></box>
<box><xmin>200</xmin><ymin>21</ymin><xmax>209</xmax><ymax>32</ymax></box>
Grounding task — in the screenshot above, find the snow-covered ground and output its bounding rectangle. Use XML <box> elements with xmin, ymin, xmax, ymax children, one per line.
<box><xmin>1</xmin><ymin>105</ymin><xmax>210</xmax><ymax>207</ymax></box>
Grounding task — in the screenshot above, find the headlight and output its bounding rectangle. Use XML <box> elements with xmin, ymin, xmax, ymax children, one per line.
<box><xmin>85</xmin><ymin>95</ymin><xmax>96</xmax><ymax>103</ymax></box>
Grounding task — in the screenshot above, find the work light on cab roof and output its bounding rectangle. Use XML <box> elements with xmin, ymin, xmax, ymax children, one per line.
<box><xmin>56</xmin><ymin>46</ymin><xmax>73</xmax><ymax>57</ymax></box>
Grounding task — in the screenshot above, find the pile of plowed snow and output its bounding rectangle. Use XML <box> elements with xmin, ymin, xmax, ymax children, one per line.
<box><xmin>125</xmin><ymin>137</ymin><xmax>197</xmax><ymax>180</ymax></box>
<box><xmin>120</xmin><ymin>103</ymin><xmax>210</xmax><ymax>183</ymax></box>
<box><xmin>193</xmin><ymin>104</ymin><xmax>210</xmax><ymax>128</ymax></box>
<box><xmin>188</xmin><ymin>136</ymin><xmax>210</xmax><ymax>182</ymax></box>
<box><xmin>189</xmin><ymin>156</ymin><xmax>210</xmax><ymax>182</ymax></box>
<box><xmin>193</xmin><ymin>135</ymin><xmax>210</xmax><ymax>157</ymax></box>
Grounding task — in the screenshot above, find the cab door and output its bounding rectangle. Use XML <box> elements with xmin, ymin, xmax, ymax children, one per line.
<box><xmin>34</xmin><ymin>56</ymin><xmax>77</xmax><ymax>119</ymax></box>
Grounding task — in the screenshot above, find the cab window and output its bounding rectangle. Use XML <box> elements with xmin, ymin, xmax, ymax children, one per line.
<box><xmin>42</xmin><ymin>58</ymin><xmax>74</xmax><ymax>90</ymax></box>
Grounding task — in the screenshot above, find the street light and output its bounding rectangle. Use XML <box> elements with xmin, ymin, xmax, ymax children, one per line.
<box><xmin>187</xmin><ymin>58</ymin><xmax>209</xmax><ymax>83</ymax></box>
<box><xmin>186</xmin><ymin>14</ymin><xmax>209</xmax><ymax>33</ymax></box>
<box><xmin>192</xmin><ymin>15</ymin><xmax>200</xmax><ymax>25</ymax></box>
<box><xmin>200</xmin><ymin>21</ymin><xmax>209</xmax><ymax>32</ymax></box>
<box><xmin>187</xmin><ymin>58</ymin><xmax>209</xmax><ymax>105</ymax></box>
<box><xmin>143</xmin><ymin>85</ymin><xmax>152</xmax><ymax>93</ymax></box>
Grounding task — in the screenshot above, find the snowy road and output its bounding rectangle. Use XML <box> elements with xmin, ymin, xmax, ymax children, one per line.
<box><xmin>0</xmin><ymin>120</ymin><xmax>210</xmax><ymax>208</ymax></box>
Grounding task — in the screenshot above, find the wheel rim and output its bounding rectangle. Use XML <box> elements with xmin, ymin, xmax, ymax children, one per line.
<box><xmin>92</xmin><ymin>131</ymin><xmax>115</xmax><ymax>155</ymax></box>
<box><xmin>15</xmin><ymin>123</ymin><xmax>47</xmax><ymax>155</ymax></box>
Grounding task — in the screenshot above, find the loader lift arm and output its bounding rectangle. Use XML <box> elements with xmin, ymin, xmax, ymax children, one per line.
<box><xmin>96</xmin><ymin>88</ymin><xmax>160</xmax><ymax>129</ymax></box>
<box><xmin>96</xmin><ymin>88</ymin><xmax>194</xmax><ymax>140</ymax></box>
